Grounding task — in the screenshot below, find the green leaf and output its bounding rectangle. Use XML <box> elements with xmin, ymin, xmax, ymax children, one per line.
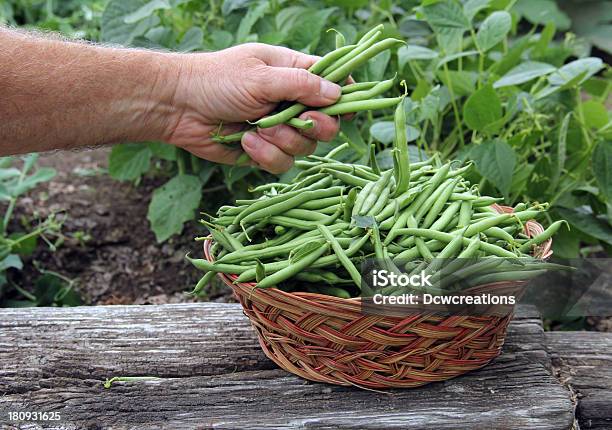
<box><xmin>0</xmin><ymin>254</ymin><xmax>22</xmax><ymax>271</ymax></box>
<box><xmin>493</xmin><ymin>61</ymin><xmax>556</xmax><ymax>88</ymax></box>
<box><xmin>123</xmin><ymin>0</ymin><xmax>170</xmax><ymax>24</ymax></box>
<box><xmin>397</xmin><ymin>45</ymin><xmax>438</xmax><ymax>70</ymax></box>
<box><xmin>593</xmin><ymin>141</ymin><xmax>612</xmax><ymax>200</ymax></box>
<box><xmin>367</xmin><ymin>50</ymin><xmax>391</xmax><ymax>82</ymax></box>
<box><xmin>236</xmin><ymin>0</ymin><xmax>268</xmax><ymax>43</ymax></box>
<box><xmin>290</xmin><ymin>240</ymin><xmax>325</xmax><ymax>264</ymax></box>
<box><xmin>221</xmin><ymin>0</ymin><xmax>250</xmax><ymax>16</ymax></box>
<box><xmin>352</xmin><ymin>215</ymin><xmax>376</xmax><ymax>229</ymax></box>
<box><xmin>548</xmin><ymin>58</ymin><xmax>604</xmax><ymax>87</ymax></box>
<box><xmin>581</xmin><ymin>100</ymin><xmax>609</xmax><ymax>129</ymax></box>
<box><xmin>108</xmin><ymin>144</ymin><xmax>152</xmax><ymax>181</ymax></box>
<box><xmin>370</xmin><ymin>122</ymin><xmax>420</xmax><ymax>145</ymax></box>
<box><xmin>101</xmin><ymin>0</ymin><xmax>160</xmax><ymax>45</ymax></box>
<box><xmin>209</xmin><ymin>30</ymin><xmax>234</xmax><ymax>50</ymax></box>
<box><xmin>147</xmin><ymin>175</ymin><xmax>202</xmax><ymax>242</ymax></box>
<box><xmin>476</xmin><ymin>11</ymin><xmax>511</xmax><ymax>52</ymax></box>
<box><xmin>556</xmin><ymin>206</ymin><xmax>612</xmax><ymax>245</ymax></box>
<box><xmin>437</xmin><ymin>70</ymin><xmax>477</xmax><ymax>96</ymax></box>
<box><xmin>463</xmin><ymin>84</ymin><xmax>502</xmax><ymax>132</ymax></box>
<box><xmin>11</xmin><ymin>168</ymin><xmax>56</xmax><ymax>197</ymax></box>
<box><xmin>287</xmin><ymin>8</ymin><xmax>336</xmax><ymax>51</ymax></box>
<box><xmin>464</xmin><ymin>0</ymin><xmax>491</xmax><ymax>22</ymax></box>
<box><xmin>469</xmin><ymin>139</ymin><xmax>516</xmax><ymax>197</ymax></box>
<box><xmin>0</xmin><ymin>168</ymin><xmax>21</xmax><ymax>181</ymax></box>
<box><xmin>340</xmin><ymin>121</ymin><xmax>368</xmax><ymax>156</ymax></box>
<box><xmin>146</xmin><ymin>142</ymin><xmax>177</xmax><ymax>161</ymax></box>
<box><xmin>513</xmin><ymin>0</ymin><xmax>571</xmax><ymax>30</ymax></box>
<box><xmin>435</xmin><ymin>50</ymin><xmax>479</xmax><ymax>69</ymax></box>
<box><xmin>177</xmin><ymin>27</ymin><xmax>204</xmax><ymax>52</ymax></box>
<box><xmin>549</xmin><ymin>113</ymin><xmax>570</xmax><ymax>193</ymax></box>
<box><xmin>421</xmin><ymin>0</ymin><xmax>470</xmax><ymax>53</ymax></box>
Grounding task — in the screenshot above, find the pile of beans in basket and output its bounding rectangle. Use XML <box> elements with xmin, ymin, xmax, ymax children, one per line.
<box><xmin>189</xmin><ymin>95</ymin><xmax>566</xmax><ymax>298</ymax></box>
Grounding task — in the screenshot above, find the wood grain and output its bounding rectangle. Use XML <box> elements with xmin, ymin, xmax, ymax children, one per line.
<box><xmin>0</xmin><ymin>303</ymin><xmax>574</xmax><ymax>429</ymax></box>
<box><xmin>547</xmin><ymin>331</ymin><xmax>612</xmax><ymax>430</ymax></box>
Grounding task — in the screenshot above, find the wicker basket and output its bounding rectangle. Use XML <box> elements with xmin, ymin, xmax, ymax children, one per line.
<box><xmin>204</xmin><ymin>205</ymin><xmax>552</xmax><ymax>389</ymax></box>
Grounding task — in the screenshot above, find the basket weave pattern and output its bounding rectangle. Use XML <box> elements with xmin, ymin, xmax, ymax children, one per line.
<box><xmin>205</xmin><ymin>205</ymin><xmax>552</xmax><ymax>389</ymax></box>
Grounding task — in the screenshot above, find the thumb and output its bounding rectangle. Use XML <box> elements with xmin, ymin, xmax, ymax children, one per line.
<box><xmin>264</xmin><ymin>66</ymin><xmax>341</xmax><ymax>107</ymax></box>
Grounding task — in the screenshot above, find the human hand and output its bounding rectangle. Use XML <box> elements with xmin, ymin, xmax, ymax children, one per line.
<box><xmin>158</xmin><ymin>44</ymin><xmax>343</xmax><ymax>173</ymax></box>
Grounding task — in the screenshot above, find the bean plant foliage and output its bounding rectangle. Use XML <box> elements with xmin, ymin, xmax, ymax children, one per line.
<box><xmin>20</xmin><ymin>0</ymin><xmax>607</xmax><ymax>257</ymax></box>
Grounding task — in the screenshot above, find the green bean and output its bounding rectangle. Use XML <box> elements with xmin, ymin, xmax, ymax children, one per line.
<box><xmin>483</xmin><ymin>226</ymin><xmax>515</xmax><ymax>243</ymax></box>
<box><xmin>253</xmin><ymin>103</ymin><xmax>306</xmax><ymax>129</ymax></box>
<box><xmin>414</xmin><ymin>178</ymin><xmax>456</xmax><ymax>222</ymax></box>
<box><xmin>343</xmin><ymin>187</ymin><xmax>358</xmax><ymax>222</ymax></box>
<box><xmin>383</xmin><ymin>210</ymin><xmax>411</xmax><ymax>245</ymax></box>
<box><xmin>257</xmin><ymin>240</ymin><xmax>330</xmax><ymax>288</ymax></box>
<box><xmin>322</xmin><ymin>168</ymin><xmax>368</xmax><ymax>187</ymax></box>
<box><xmin>458</xmin><ymin>200</ymin><xmax>472</xmax><ymax>229</ymax></box>
<box><xmin>518</xmin><ymin>220</ymin><xmax>566</xmax><ymax>253</ymax></box>
<box><xmin>366</xmin><ymin>181</ymin><xmax>393</xmax><ymax>216</ymax></box>
<box><xmin>422</xmin><ymin>178</ymin><xmax>460</xmax><ymax>228</ymax></box>
<box><xmin>308</xmin><ymin>285</ymin><xmax>352</xmax><ymax>298</ymax></box>
<box><xmin>392</xmin><ymin>228</ymin><xmax>518</xmax><ymax>258</ymax></box>
<box><xmin>392</xmin><ymin>96</ymin><xmax>411</xmax><ymax>197</ymax></box>
<box><xmin>335</xmin><ymin>76</ymin><xmax>396</xmax><ymax>104</ymax></box>
<box><xmin>406</xmin><ymin>163</ymin><xmax>451</xmax><ymax>216</ymax></box>
<box><xmin>463</xmin><ymin>213</ymin><xmax>513</xmax><ymax>237</ymax></box>
<box><xmin>324</xmin><ymin>38</ymin><xmax>405</xmax><ymax>82</ymax></box>
<box><xmin>359</xmin><ymin>170</ymin><xmax>393</xmax><ymax>215</ymax></box>
<box><xmin>369</xmin><ymin>143</ymin><xmax>381</xmax><ymax>175</ymax></box>
<box><xmin>308</xmin><ymin>44</ymin><xmax>356</xmax><ymax>75</ymax></box>
<box><xmin>320</xmin><ymin>30</ymin><xmax>382</xmax><ymax>77</ymax></box>
<box><xmin>357</xmin><ymin>24</ymin><xmax>384</xmax><ymax>44</ymax></box>
<box><xmin>325</xmin><ymin>142</ymin><xmax>350</xmax><ymax>159</ymax></box>
<box><xmin>240</xmin><ymin>187</ymin><xmax>343</xmax><ymax>225</ymax></box>
<box><xmin>287</xmin><ymin>118</ymin><xmax>315</xmax><ymax>130</ymax></box>
<box><xmin>472</xmin><ymin>196</ymin><xmax>504</xmax><ymax>207</ymax></box>
<box><xmin>352</xmin><ymin>181</ymin><xmax>374</xmax><ymax>216</ymax></box>
<box><xmin>190</xmin><ymin>271</ymin><xmax>216</xmax><ymax>296</ymax></box>
<box><xmin>298</xmin><ymin>196</ymin><xmax>343</xmax><ymax>210</ymax></box>
<box><xmin>318</xmin><ymin>225</ymin><xmax>363</xmax><ymax>288</ymax></box>
<box><xmin>468</xmin><ymin>270</ymin><xmax>548</xmax><ymax>286</ymax></box>
<box><xmin>298</xmin><ymin>270</ymin><xmax>353</xmax><ymax>285</ymax></box>
<box><xmin>341</xmin><ymin>81</ymin><xmax>378</xmax><ymax>94</ymax></box>
<box><xmin>430</xmin><ymin>201</ymin><xmax>461</xmax><ymax>231</ymax></box>
<box><xmin>319</xmin><ymin>96</ymin><xmax>403</xmax><ymax>116</ymax></box>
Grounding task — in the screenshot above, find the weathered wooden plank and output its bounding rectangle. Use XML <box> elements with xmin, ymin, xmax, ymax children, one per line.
<box><xmin>0</xmin><ymin>303</ymin><xmax>574</xmax><ymax>429</ymax></box>
<box><xmin>546</xmin><ymin>331</ymin><xmax>612</xmax><ymax>430</ymax></box>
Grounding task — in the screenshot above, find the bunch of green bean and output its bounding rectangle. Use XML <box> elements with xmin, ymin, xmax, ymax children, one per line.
<box><xmin>211</xmin><ymin>25</ymin><xmax>404</xmax><ymax>144</ymax></box>
<box><xmin>188</xmin><ymin>88</ymin><xmax>566</xmax><ymax>296</ymax></box>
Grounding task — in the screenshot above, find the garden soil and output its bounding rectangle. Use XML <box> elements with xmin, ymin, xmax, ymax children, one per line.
<box><xmin>8</xmin><ymin>147</ymin><xmax>235</xmax><ymax>305</ymax></box>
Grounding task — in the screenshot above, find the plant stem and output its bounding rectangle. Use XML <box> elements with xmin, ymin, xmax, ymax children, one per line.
<box><xmin>442</xmin><ymin>63</ymin><xmax>465</xmax><ymax>148</ymax></box>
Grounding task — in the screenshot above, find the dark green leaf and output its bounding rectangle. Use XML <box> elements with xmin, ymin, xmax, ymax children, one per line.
<box><xmin>397</xmin><ymin>45</ymin><xmax>438</xmax><ymax>70</ymax></box>
<box><xmin>548</xmin><ymin>58</ymin><xmax>604</xmax><ymax>87</ymax></box>
<box><xmin>513</xmin><ymin>0</ymin><xmax>570</xmax><ymax>30</ymax></box>
<box><xmin>493</xmin><ymin>61</ymin><xmax>556</xmax><ymax>88</ymax></box>
<box><xmin>476</xmin><ymin>11</ymin><xmax>511</xmax><ymax>52</ymax></box>
<box><xmin>101</xmin><ymin>0</ymin><xmax>160</xmax><ymax>45</ymax></box>
<box><xmin>469</xmin><ymin>139</ymin><xmax>516</xmax><ymax>197</ymax></box>
<box><xmin>463</xmin><ymin>84</ymin><xmax>502</xmax><ymax>132</ymax></box>
<box><xmin>437</xmin><ymin>70</ymin><xmax>477</xmax><ymax>96</ymax></box>
<box><xmin>147</xmin><ymin>174</ymin><xmax>202</xmax><ymax>242</ymax></box>
<box><xmin>124</xmin><ymin>0</ymin><xmax>170</xmax><ymax>24</ymax></box>
<box><xmin>370</xmin><ymin>122</ymin><xmax>420</xmax><ymax>145</ymax></box>
<box><xmin>221</xmin><ymin>0</ymin><xmax>250</xmax><ymax>16</ymax></box>
<box><xmin>108</xmin><ymin>144</ymin><xmax>152</xmax><ymax>181</ymax></box>
<box><xmin>556</xmin><ymin>206</ymin><xmax>612</xmax><ymax>245</ymax></box>
<box><xmin>593</xmin><ymin>141</ymin><xmax>612</xmax><ymax>200</ymax></box>
<box><xmin>421</xmin><ymin>0</ymin><xmax>470</xmax><ymax>53</ymax></box>
<box><xmin>146</xmin><ymin>142</ymin><xmax>177</xmax><ymax>161</ymax></box>
<box><xmin>340</xmin><ymin>121</ymin><xmax>368</xmax><ymax>156</ymax></box>
<box><xmin>177</xmin><ymin>27</ymin><xmax>204</xmax><ymax>52</ymax></box>
<box><xmin>0</xmin><ymin>254</ymin><xmax>22</xmax><ymax>271</ymax></box>
<box><xmin>236</xmin><ymin>1</ymin><xmax>268</xmax><ymax>43</ymax></box>
<box><xmin>11</xmin><ymin>168</ymin><xmax>56</xmax><ymax>197</ymax></box>
<box><xmin>581</xmin><ymin>100</ymin><xmax>609</xmax><ymax>129</ymax></box>
<box><xmin>464</xmin><ymin>0</ymin><xmax>491</xmax><ymax>22</ymax></box>
<box><xmin>352</xmin><ymin>215</ymin><xmax>376</xmax><ymax>229</ymax></box>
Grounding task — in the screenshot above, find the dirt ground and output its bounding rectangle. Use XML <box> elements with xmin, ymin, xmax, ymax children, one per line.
<box><xmin>8</xmin><ymin>147</ymin><xmax>234</xmax><ymax>305</ymax></box>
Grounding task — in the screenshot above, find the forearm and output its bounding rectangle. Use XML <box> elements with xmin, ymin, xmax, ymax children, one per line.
<box><xmin>0</xmin><ymin>27</ymin><xmax>180</xmax><ymax>155</ymax></box>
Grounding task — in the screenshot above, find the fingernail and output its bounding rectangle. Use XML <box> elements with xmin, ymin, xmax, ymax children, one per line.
<box><xmin>320</xmin><ymin>80</ymin><xmax>341</xmax><ymax>100</ymax></box>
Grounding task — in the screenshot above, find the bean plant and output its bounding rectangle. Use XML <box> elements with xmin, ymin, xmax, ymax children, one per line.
<box><xmin>0</xmin><ymin>155</ymin><xmax>80</xmax><ymax>307</ymax></box>
<box><xmin>7</xmin><ymin>0</ymin><xmax>609</xmax><ymax>257</ymax></box>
